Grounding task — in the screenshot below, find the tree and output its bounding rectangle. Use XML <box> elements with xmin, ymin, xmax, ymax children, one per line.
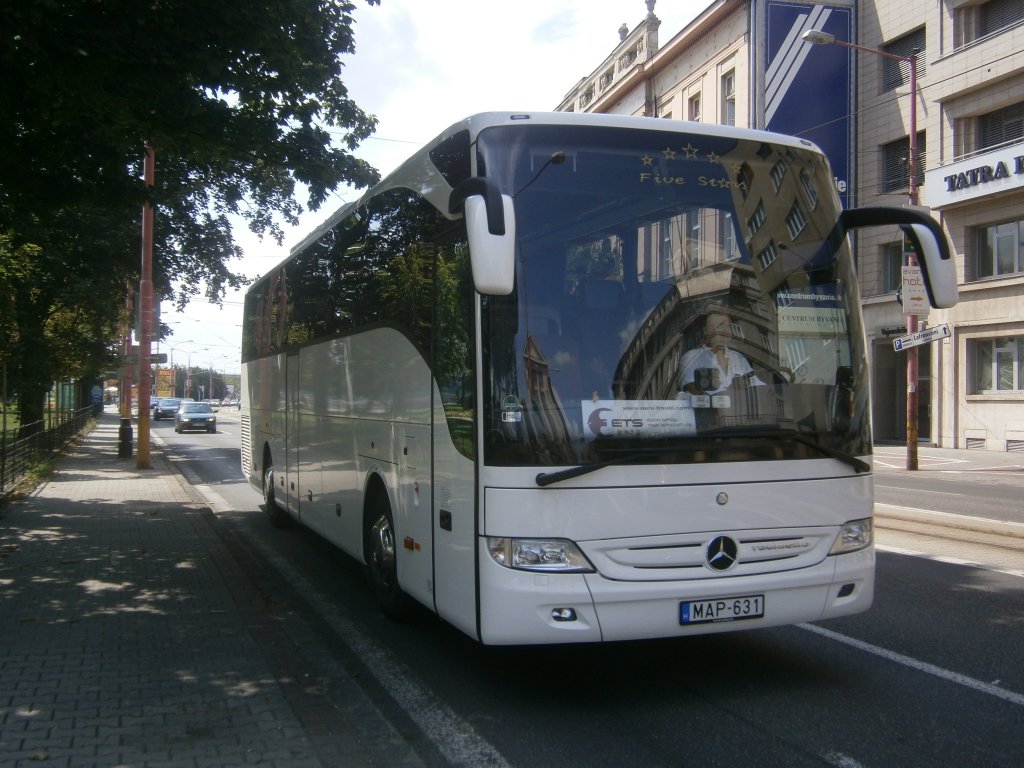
<box><xmin>0</xmin><ymin>0</ymin><xmax>383</xmax><ymax>427</ymax></box>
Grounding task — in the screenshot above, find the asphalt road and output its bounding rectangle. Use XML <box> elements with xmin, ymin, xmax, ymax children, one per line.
<box><xmin>157</xmin><ymin>414</ymin><xmax>1024</xmax><ymax>768</ymax></box>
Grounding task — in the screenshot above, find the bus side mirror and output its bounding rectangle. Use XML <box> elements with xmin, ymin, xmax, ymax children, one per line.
<box><xmin>465</xmin><ymin>194</ymin><xmax>516</xmax><ymax>295</ymax></box>
<box><xmin>450</xmin><ymin>178</ymin><xmax>516</xmax><ymax>296</ymax></box>
<box><xmin>837</xmin><ymin>206</ymin><xmax>959</xmax><ymax>309</ymax></box>
<box><xmin>900</xmin><ymin>222</ymin><xmax>958</xmax><ymax>309</ymax></box>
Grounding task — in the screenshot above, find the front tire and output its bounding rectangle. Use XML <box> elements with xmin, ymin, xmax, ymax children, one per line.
<box><xmin>364</xmin><ymin>494</ymin><xmax>416</xmax><ymax>621</ymax></box>
<box><xmin>263</xmin><ymin>457</ymin><xmax>291</xmax><ymax>528</ymax></box>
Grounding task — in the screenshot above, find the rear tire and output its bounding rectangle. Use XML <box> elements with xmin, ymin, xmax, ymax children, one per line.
<box><xmin>263</xmin><ymin>456</ymin><xmax>292</xmax><ymax>528</ymax></box>
<box><xmin>364</xmin><ymin>494</ymin><xmax>416</xmax><ymax>621</ymax></box>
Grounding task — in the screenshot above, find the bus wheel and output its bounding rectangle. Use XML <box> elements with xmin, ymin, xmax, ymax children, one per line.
<box><xmin>263</xmin><ymin>458</ymin><xmax>291</xmax><ymax>529</ymax></box>
<box><xmin>364</xmin><ymin>496</ymin><xmax>416</xmax><ymax>621</ymax></box>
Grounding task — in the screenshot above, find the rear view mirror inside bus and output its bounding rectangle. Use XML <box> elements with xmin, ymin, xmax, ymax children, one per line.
<box><xmin>465</xmin><ymin>193</ymin><xmax>516</xmax><ymax>295</ymax></box>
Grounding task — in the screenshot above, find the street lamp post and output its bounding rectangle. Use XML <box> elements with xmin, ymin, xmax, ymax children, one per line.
<box><xmin>184</xmin><ymin>348</ymin><xmax>209</xmax><ymax>400</ymax></box>
<box><xmin>168</xmin><ymin>340</ymin><xmax>194</xmax><ymax>398</ymax></box>
<box><xmin>801</xmin><ymin>29</ymin><xmax>922</xmax><ymax>470</ymax></box>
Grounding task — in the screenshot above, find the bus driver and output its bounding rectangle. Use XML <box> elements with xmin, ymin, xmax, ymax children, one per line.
<box><xmin>679</xmin><ymin>311</ymin><xmax>765</xmax><ymax>396</ymax></box>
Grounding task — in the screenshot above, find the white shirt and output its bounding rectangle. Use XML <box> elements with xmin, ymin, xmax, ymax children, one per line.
<box><xmin>679</xmin><ymin>345</ymin><xmax>764</xmax><ymax>395</ymax></box>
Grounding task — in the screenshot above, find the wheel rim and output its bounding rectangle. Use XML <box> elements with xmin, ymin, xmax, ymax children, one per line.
<box><xmin>368</xmin><ymin>512</ymin><xmax>397</xmax><ymax>590</ymax></box>
<box><xmin>263</xmin><ymin>466</ymin><xmax>275</xmax><ymax>508</ymax></box>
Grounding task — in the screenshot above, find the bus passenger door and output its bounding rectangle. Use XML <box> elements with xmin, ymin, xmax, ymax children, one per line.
<box><xmin>396</xmin><ymin>425</ymin><xmax>433</xmax><ymax>607</ymax></box>
<box><xmin>285</xmin><ymin>352</ymin><xmax>301</xmax><ymax>517</ymax></box>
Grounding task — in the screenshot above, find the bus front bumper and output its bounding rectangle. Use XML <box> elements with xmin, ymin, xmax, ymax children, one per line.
<box><xmin>477</xmin><ymin>546</ymin><xmax>874</xmax><ymax>645</ymax></box>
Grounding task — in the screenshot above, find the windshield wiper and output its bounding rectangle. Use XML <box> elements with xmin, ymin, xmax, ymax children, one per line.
<box><xmin>535</xmin><ymin>452</ymin><xmax>651</xmax><ymax>487</ymax></box>
<box><xmin>742</xmin><ymin>429</ymin><xmax>870</xmax><ymax>473</ymax></box>
<box><xmin>778</xmin><ymin>434</ymin><xmax>868</xmax><ymax>475</ymax></box>
<box><xmin>534</xmin><ymin>430</ymin><xmax>869</xmax><ymax>486</ymax></box>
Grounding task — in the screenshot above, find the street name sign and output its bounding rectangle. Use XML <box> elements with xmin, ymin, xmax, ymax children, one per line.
<box><xmin>893</xmin><ymin>323</ymin><xmax>950</xmax><ymax>352</ymax></box>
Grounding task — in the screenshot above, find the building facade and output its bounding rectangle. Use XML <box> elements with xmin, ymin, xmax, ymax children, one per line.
<box><xmin>557</xmin><ymin>0</ymin><xmax>1024</xmax><ymax>452</ymax></box>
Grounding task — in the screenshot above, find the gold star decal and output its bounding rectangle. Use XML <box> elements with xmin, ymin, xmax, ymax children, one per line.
<box><xmin>707</xmin><ymin>151</ymin><xmax>721</xmax><ymax>164</ymax></box>
<box><xmin>641</xmin><ymin>154</ymin><xmax>654</xmax><ymax>166</ymax></box>
<box><xmin>682</xmin><ymin>143</ymin><xmax>699</xmax><ymax>159</ymax></box>
<box><xmin>662</xmin><ymin>147</ymin><xmax>677</xmax><ymax>160</ymax></box>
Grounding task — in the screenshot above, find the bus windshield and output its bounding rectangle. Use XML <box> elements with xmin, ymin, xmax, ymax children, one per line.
<box><xmin>478</xmin><ymin>123</ymin><xmax>869</xmax><ymax>469</ymax></box>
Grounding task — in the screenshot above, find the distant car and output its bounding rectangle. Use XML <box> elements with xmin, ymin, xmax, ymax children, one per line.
<box><xmin>153</xmin><ymin>398</ymin><xmax>181</xmax><ymax>420</ymax></box>
<box><xmin>174</xmin><ymin>401</ymin><xmax>217</xmax><ymax>433</ymax></box>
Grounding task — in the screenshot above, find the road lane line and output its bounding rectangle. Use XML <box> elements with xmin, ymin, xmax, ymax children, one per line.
<box><xmin>822</xmin><ymin>752</ymin><xmax>868</xmax><ymax>768</ymax></box>
<box><xmin>875</xmin><ymin>544</ymin><xmax>1024</xmax><ymax>579</ymax></box>
<box><xmin>799</xmin><ymin>623</ymin><xmax>1024</xmax><ymax>707</ymax></box>
<box><xmin>874</xmin><ymin>484</ymin><xmax>964</xmax><ymax>496</ymax></box>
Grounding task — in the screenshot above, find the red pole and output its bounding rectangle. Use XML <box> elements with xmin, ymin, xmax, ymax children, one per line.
<box><xmin>905</xmin><ymin>51</ymin><xmax>919</xmax><ymax>471</ymax></box>
<box><xmin>137</xmin><ymin>142</ymin><xmax>155</xmax><ymax>468</ymax></box>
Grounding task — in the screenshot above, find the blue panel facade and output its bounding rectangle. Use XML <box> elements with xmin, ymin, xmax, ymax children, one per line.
<box><xmin>762</xmin><ymin>1</ymin><xmax>855</xmax><ymax>208</ymax></box>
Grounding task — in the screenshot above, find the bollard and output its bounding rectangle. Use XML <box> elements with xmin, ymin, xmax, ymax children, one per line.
<box><xmin>118</xmin><ymin>418</ymin><xmax>133</xmax><ymax>458</ymax></box>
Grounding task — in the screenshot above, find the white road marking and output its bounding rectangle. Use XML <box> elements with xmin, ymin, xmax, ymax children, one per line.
<box><xmin>874</xmin><ymin>484</ymin><xmax>964</xmax><ymax>497</ymax></box>
<box><xmin>229</xmin><ymin>525</ymin><xmax>510</xmax><ymax>767</ymax></box>
<box><xmin>822</xmin><ymin>752</ymin><xmax>868</xmax><ymax>768</ymax></box>
<box><xmin>799</xmin><ymin>623</ymin><xmax>1024</xmax><ymax>708</ymax></box>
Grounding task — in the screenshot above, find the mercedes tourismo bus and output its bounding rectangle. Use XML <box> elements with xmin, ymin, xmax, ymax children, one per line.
<box><xmin>241</xmin><ymin>112</ymin><xmax>957</xmax><ymax>645</ymax></box>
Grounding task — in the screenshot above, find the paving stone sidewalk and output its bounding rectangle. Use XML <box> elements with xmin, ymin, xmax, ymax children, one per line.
<box><xmin>0</xmin><ymin>410</ymin><xmax>424</xmax><ymax>768</ymax></box>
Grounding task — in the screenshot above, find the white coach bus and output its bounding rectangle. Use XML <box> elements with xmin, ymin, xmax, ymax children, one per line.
<box><xmin>241</xmin><ymin>112</ymin><xmax>957</xmax><ymax>645</ymax></box>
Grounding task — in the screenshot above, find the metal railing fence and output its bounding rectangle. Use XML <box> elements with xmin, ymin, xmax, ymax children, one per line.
<box><xmin>0</xmin><ymin>405</ymin><xmax>95</xmax><ymax>496</ymax></box>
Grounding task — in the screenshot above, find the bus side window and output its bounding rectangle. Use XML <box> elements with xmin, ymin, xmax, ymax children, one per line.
<box><xmin>435</xmin><ymin>238</ymin><xmax>475</xmax><ymax>459</ymax></box>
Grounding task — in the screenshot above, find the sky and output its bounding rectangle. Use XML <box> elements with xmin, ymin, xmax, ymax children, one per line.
<box><xmin>160</xmin><ymin>0</ymin><xmax>705</xmax><ymax>372</ymax></box>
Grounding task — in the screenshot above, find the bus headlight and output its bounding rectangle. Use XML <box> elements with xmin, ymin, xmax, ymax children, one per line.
<box><xmin>487</xmin><ymin>537</ymin><xmax>595</xmax><ymax>573</ymax></box>
<box><xmin>829</xmin><ymin>518</ymin><xmax>873</xmax><ymax>555</ymax></box>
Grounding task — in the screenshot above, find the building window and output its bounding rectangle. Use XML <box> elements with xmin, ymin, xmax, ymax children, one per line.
<box><xmin>972</xmin><ymin>336</ymin><xmax>1024</xmax><ymax>392</ymax></box>
<box><xmin>882</xmin><ymin>132</ymin><xmax>926</xmax><ymax>193</ymax></box>
<box><xmin>658</xmin><ymin>219</ymin><xmax>675</xmax><ymax>277</ymax></box>
<box><xmin>978</xmin><ymin>101</ymin><xmax>1024</xmax><ymax>151</ymax></box>
<box><xmin>974</xmin><ymin>218</ymin><xmax>1024</xmax><ymax>279</ymax></box>
<box><xmin>981</xmin><ymin>0</ymin><xmax>1024</xmax><ymax>36</ymax></box>
<box><xmin>688</xmin><ymin>94</ymin><xmax>701</xmax><ymax>122</ymax></box>
<box><xmin>882</xmin><ymin>242</ymin><xmax>906</xmax><ymax>293</ymax></box>
<box><xmin>882</xmin><ymin>28</ymin><xmax>926</xmax><ymax>92</ymax></box>
<box><xmin>798</xmin><ymin>169</ymin><xmax>819</xmax><ymax>209</ymax></box>
<box><xmin>785</xmin><ymin>202</ymin><xmax>807</xmax><ymax>239</ymax></box>
<box><xmin>955</xmin><ymin>0</ymin><xmax>1024</xmax><ymax>47</ymax></box>
<box><xmin>720</xmin><ymin>211</ymin><xmax>738</xmax><ymax>260</ymax></box>
<box><xmin>736</xmin><ymin>163</ymin><xmax>754</xmax><ymax>198</ymax></box>
<box><xmin>721</xmin><ymin>70</ymin><xmax>736</xmax><ymax>126</ymax></box>
<box><xmin>757</xmin><ymin>241</ymin><xmax>778</xmax><ymax>270</ymax></box>
<box><xmin>747</xmin><ymin>201</ymin><xmax>766</xmax><ymax>235</ymax></box>
<box><xmin>685</xmin><ymin>208</ymin><xmax>701</xmax><ymax>268</ymax></box>
<box><xmin>769</xmin><ymin>160</ymin><xmax>788</xmax><ymax>190</ymax></box>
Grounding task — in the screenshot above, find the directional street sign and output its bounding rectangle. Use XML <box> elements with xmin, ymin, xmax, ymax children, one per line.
<box><xmin>123</xmin><ymin>353</ymin><xmax>168</xmax><ymax>365</ymax></box>
<box><xmin>893</xmin><ymin>323</ymin><xmax>951</xmax><ymax>352</ymax></box>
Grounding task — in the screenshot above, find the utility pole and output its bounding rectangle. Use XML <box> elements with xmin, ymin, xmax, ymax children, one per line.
<box><xmin>137</xmin><ymin>142</ymin><xmax>155</xmax><ymax>468</ymax></box>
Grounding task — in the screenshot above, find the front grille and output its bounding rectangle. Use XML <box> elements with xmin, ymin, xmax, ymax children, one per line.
<box><xmin>581</xmin><ymin>528</ymin><xmax>836</xmax><ymax>581</ymax></box>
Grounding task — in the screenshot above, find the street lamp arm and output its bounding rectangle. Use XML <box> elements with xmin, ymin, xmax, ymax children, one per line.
<box><xmin>801</xmin><ymin>28</ymin><xmax>914</xmax><ymax>64</ymax></box>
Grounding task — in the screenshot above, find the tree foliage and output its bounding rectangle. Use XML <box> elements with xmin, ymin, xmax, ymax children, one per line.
<box><xmin>0</xmin><ymin>0</ymin><xmax>383</xmax><ymax>423</ymax></box>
